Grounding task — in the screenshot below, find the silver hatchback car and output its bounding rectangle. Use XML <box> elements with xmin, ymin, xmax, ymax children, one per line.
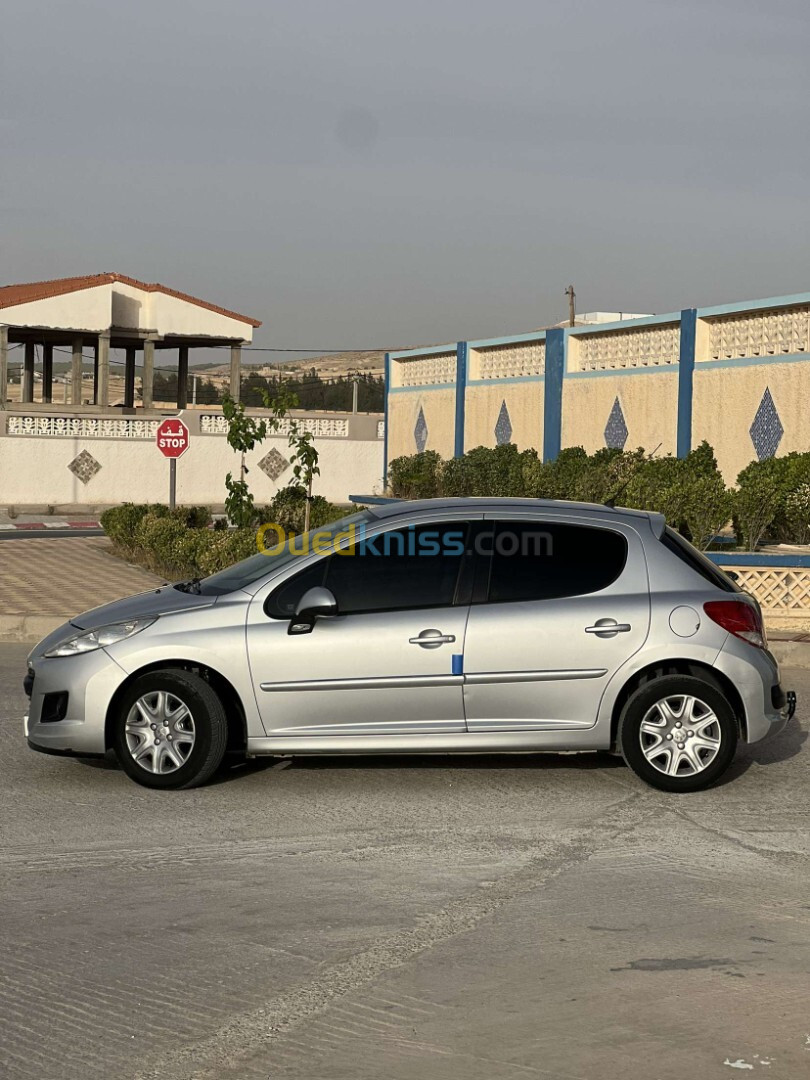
<box><xmin>24</xmin><ymin>498</ymin><xmax>795</xmax><ymax>792</ymax></box>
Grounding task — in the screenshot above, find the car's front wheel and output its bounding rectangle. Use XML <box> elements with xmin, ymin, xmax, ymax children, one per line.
<box><xmin>112</xmin><ymin>668</ymin><xmax>228</xmax><ymax>789</ymax></box>
<box><xmin>618</xmin><ymin>674</ymin><xmax>739</xmax><ymax>792</ymax></box>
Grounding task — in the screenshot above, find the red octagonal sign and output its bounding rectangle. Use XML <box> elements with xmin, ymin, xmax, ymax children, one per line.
<box><xmin>156</xmin><ymin>418</ymin><xmax>190</xmax><ymax>459</ymax></box>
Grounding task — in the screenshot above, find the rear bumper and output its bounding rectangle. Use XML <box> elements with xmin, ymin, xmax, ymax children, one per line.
<box><xmin>714</xmin><ymin>641</ymin><xmax>794</xmax><ymax>744</ymax></box>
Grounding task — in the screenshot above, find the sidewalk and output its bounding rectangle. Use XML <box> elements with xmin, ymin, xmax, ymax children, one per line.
<box><xmin>0</xmin><ymin>537</ymin><xmax>162</xmax><ymax>642</ymax></box>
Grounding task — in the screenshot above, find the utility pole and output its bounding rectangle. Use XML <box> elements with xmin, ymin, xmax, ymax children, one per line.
<box><xmin>351</xmin><ymin>374</ymin><xmax>359</xmax><ymax>414</ymax></box>
<box><xmin>565</xmin><ymin>284</ymin><xmax>576</xmax><ymax>327</ymax></box>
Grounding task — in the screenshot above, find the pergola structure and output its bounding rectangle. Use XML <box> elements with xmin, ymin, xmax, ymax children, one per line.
<box><xmin>0</xmin><ymin>273</ymin><xmax>261</xmax><ymax>409</ymax></box>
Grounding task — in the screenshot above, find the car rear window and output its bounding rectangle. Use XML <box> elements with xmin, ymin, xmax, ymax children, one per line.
<box><xmin>661</xmin><ymin>528</ymin><xmax>739</xmax><ymax>592</ymax></box>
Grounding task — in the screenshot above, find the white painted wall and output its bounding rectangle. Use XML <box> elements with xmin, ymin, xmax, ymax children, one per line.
<box><xmin>1</xmin><ymin>281</ymin><xmax>256</xmax><ymax>341</ymax></box>
<box><xmin>1</xmin><ymin>285</ymin><xmax>112</xmax><ymax>332</ymax></box>
<box><xmin>150</xmin><ymin>290</ymin><xmax>256</xmax><ymax>339</ymax></box>
<box><xmin>0</xmin><ymin>432</ymin><xmax>383</xmax><ymax>507</ymax></box>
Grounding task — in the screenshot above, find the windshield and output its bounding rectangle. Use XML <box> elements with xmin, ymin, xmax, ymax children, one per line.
<box><xmin>195</xmin><ymin>509</ymin><xmax>378</xmax><ymax>596</ymax></box>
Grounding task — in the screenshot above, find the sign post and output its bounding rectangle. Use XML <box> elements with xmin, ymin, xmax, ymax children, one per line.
<box><xmin>156</xmin><ymin>418</ymin><xmax>190</xmax><ymax>509</ymax></box>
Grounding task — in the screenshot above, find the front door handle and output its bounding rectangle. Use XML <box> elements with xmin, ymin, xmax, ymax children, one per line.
<box><xmin>409</xmin><ymin>628</ymin><xmax>456</xmax><ymax>649</ymax></box>
<box><xmin>585</xmin><ymin>619</ymin><xmax>631</xmax><ymax>637</ymax></box>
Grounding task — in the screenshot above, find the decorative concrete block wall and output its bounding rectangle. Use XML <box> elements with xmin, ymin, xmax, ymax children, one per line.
<box><xmin>384</xmin><ymin>292</ymin><xmax>810</xmax><ymax>484</ymax></box>
<box><xmin>0</xmin><ymin>408</ymin><xmax>384</xmax><ymax>507</ymax></box>
<box><xmin>465</xmin><ymin>332</ymin><xmax>546</xmax><ymax>453</ymax></box>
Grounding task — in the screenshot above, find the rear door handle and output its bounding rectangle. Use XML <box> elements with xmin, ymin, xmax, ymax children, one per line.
<box><xmin>585</xmin><ymin>620</ymin><xmax>631</xmax><ymax>637</ymax></box>
<box><xmin>409</xmin><ymin>629</ymin><xmax>456</xmax><ymax>648</ymax></box>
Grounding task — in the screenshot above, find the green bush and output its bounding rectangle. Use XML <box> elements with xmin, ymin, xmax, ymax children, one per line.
<box><xmin>101</xmin><ymin>493</ymin><xmax>347</xmax><ymax>582</ymax></box>
<box><xmin>388</xmin><ymin>451</ymin><xmax>442</xmax><ymax>499</ymax></box>
<box><xmin>735</xmin><ymin>453</ymin><xmax>810</xmax><ymax>551</ymax></box>
<box><xmin>450</xmin><ymin>444</ymin><xmax>537</xmax><ymax>498</ymax></box>
<box><xmin>624</xmin><ymin>442</ymin><xmax>733</xmax><ymax>548</ymax></box>
<box><xmin>387</xmin><ymin>440</ymin><xmax>737</xmax><ymax>550</ymax></box>
<box><xmin>266</xmin><ymin>487</ymin><xmax>343</xmax><ymax>534</ymax></box>
<box><xmin>100</xmin><ymin>503</ymin><xmax>211</xmax><ymax>552</ymax></box>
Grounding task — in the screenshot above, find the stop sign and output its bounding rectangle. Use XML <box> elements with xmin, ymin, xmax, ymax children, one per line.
<box><xmin>156</xmin><ymin>418</ymin><xmax>190</xmax><ymax>459</ymax></box>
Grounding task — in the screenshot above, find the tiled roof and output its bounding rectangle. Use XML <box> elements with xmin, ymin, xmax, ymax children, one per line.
<box><xmin>0</xmin><ymin>273</ymin><xmax>262</xmax><ymax>327</ymax></box>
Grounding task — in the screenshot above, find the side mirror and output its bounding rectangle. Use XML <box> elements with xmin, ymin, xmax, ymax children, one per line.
<box><xmin>288</xmin><ymin>587</ymin><xmax>338</xmax><ymax>635</ymax></box>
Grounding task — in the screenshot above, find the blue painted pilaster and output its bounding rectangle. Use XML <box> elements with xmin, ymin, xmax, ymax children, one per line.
<box><xmin>543</xmin><ymin>328</ymin><xmax>565</xmax><ymax>462</ymax></box>
<box><xmin>454</xmin><ymin>341</ymin><xmax>467</xmax><ymax>457</ymax></box>
<box><xmin>382</xmin><ymin>352</ymin><xmax>390</xmax><ymax>487</ymax></box>
<box><xmin>677</xmin><ymin>309</ymin><xmax>697</xmax><ymax>458</ymax></box>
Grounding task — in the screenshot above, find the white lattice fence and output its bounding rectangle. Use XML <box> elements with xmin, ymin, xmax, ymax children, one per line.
<box><xmin>395</xmin><ymin>352</ymin><xmax>456</xmax><ymax>388</ymax></box>
<box><xmin>200</xmin><ymin>415</ymin><xmax>349</xmax><ymax>437</ymax></box>
<box><xmin>575</xmin><ymin>323</ymin><xmax>680</xmax><ymax>371</ymax></box>
<box><xmin>7</xmin><ymin>416</ymin><xmax>160</xmax><ymax>438</ymax></box>
<box><xmin>722</xmin><ymin>565</ymin><xmax>810</xmax><ymax>629</ymax></box>
<box><xmin>476</xmin><ymin>340</ymin><xmax>545</xmax><ymax>379</ymax></box>
<box><xmin>707</xmin><ymin>306</ymin><xmax>810</xmax><ymax>360</ymax></box>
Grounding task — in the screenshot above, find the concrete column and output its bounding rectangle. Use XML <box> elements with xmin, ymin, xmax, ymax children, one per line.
<box><xmin>23</xmin><ymin>342</ymin><xmax>35</xmax><ymax>403</ymax></box>
<box><xmin>97</xmin><ymin>334</ymin><xmax>110</xmax><ymax>407</ymax></box>
<box><xmin>124</xmin><ymin>345</ymin><xmax>136</xmax><ymax>408</ymax></box>
<box><xmin>0</xmin><ymin>326</ymin><xmax>7</xmax><ymax>405</ymax></box>
<box><xmin>42</xmin><ymin>343</ymin><xmax>54</xmax><ymax>403</ymax></box>
<box><xmin>71</xmin><ymin>338</ymin><xmax>83</xmax><ymax>405</ymax></box>
<box><xmin>677</xmin><ymin>308</ymin><xmax>697</xmax><ymax>459</ymax></box>
<box><xmin>230</xmin><ymin>343</ymin><xmax>242</xmax><ymax>402</ymax></box>
<box><xmin>543</xmin><ymin>328</ymin><xmax>565</xmax><ymax>463</ymax></box>
<box><xmin>92</xmin><ymin>342</ymin><xmax>99</xmax><ymax>403</ymax></box>
<box><xmin>177</xmin><ymin>344</ymin><xmax>189</xmax><ymax>409</ymax></box>
<box><xmin>142</xmin><ymin>339</ymin><xmax>155</xmax><ymax>409</ymax></box>
<box><xmin>382</xmin><ymin>352</ymin><xmax>390</xmax><ymax>488</ymax></box>
<box><xmin>454</xmin><ymin>342</ymin><xmax>468</xmax><ymax>457</ymax></box>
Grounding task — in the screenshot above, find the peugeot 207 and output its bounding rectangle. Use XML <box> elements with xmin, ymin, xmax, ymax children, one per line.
<box><xmin>24</xmin><ymin>499</ymin><xmax>795</xmax><ymax>792</ymax></box>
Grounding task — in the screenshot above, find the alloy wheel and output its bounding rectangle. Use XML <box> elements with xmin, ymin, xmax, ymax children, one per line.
<box><xmin>638</xmin><ymin>694</ymin><xmax>722</xmax><ymax>778</ymax></box>
<box><xmin>124</xmin><ymin>691</ymin><xmax>196</xmax><ymax>774</ymax></box>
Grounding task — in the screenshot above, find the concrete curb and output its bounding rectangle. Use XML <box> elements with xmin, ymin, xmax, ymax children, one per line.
<box><xmin>769</xmin><ymin>639</ymin><xmax>810</xmax><ymax>669</ymax></box>
<box><xmin>0</xmin><ymin>615</ymin><xmax>67</xmax><ymax>644</ymax></box>
<box><xmin>0</xmin><ymin>521</ymin><xmax>101</xmax><ymax>531</ymax></box>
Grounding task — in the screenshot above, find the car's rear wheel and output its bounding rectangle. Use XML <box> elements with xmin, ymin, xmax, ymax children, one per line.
<box><xmin>618</xmin><ymin>674</ymin><xmax>738</xmax><ymax>792</ymax></box>
<box><xmin>112</xmin><ymin>668</ymin><xmax>228</xmax><ymax>789</ymax></box>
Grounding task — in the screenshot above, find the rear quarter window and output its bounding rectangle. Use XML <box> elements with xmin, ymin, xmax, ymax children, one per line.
<box><xmin>486</xmin><ymin>521</ymin><xmax>628</xmax><ymax>603</ymax></box>
<box><xmin>660</xmin><ymin>528</ymin><xmax>739</xmax><ymax>592</ymax></box>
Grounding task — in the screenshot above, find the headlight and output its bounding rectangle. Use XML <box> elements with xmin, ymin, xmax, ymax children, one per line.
<box><xmin>44</xmin><ymin>619</ymin><xmax>156</xmax><ymax>658</ymax></box>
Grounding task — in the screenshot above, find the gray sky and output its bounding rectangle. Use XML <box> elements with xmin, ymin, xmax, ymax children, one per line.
<box><xmin>2</xmin><ymin>0</ymin><xmax>809</xmax><ymax>354</ymax></box>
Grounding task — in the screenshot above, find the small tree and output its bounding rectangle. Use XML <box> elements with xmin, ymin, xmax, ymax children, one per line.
<box><xmin>221</xmin><ymin>386</ymin><xmax>321</xmax><ymax>532</ymax></box>
<box><xmin>221</xmin><ymin>395</ymin><xmax>267</xmax><ymax>528</ymax></box>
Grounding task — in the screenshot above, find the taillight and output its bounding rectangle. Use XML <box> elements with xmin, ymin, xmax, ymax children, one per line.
<box><xmin>704</xmin><ymin>600</ymin><xmax>767</xmax><ymax>649</ymax></box>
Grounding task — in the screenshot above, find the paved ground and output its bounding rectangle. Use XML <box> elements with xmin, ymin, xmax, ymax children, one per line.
<box><xmin>0</xmin><ymin>538</ymin><xmax>161</xmax><ymax>641</ymax></box>
<box><xmin>1</xmin><ymin>643</ymin><xmax>808</xmax><ymax>1079</ymax></box>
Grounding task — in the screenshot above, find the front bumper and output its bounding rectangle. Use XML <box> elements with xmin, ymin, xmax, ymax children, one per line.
<box><xmin>24</xmin><ymin>647</ymin><xmax>128</xmax><ymax>757</ymax></box>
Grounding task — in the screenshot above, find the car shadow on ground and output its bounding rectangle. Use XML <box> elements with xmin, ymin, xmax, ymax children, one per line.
<box><xmin>74</xmin><ymin>715</ymin><xmax>806</xmax><ymax>789</ymax></box>
<box><xmin>719</xmin><ymin>714</ymin><xmax>807</xmax><ymax>784</ymax></box>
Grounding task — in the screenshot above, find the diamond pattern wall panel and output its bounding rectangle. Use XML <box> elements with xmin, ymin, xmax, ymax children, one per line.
<box><xmin>494</xmin><ymin>401</ymin><xmax>513</xmax><ymax>445</ymax></box>
<box><xmin>258</xmin><ymin>448</ymin><xmax>290</xmax><ymax>481</ymax></box>
<box><xmin>749</xmin><ymin>387</ymin><xmax>784</xmax><ymax>461</ymax></box>
<box><xmin>604</xmin><ymin>397</ymin><xmax>628</xmax><ymax>449</ymax></box>
<box><xmin>414</xmin><ymin>406</ymin><xmax>428</xmax><ymax>453</ymax></box>
<box><xmin>67</xmin><ymin>450</ymin><xmax>102</xmax><ymax>485</ymax></box>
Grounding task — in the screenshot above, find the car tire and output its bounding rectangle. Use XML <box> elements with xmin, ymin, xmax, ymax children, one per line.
<box><xmin>112</xmin><ymin>668</ymin><xmax>228</xmax><ymax>790</ymax></box>
<box><xmin>618</xmin><ymin>674</ymin><xmax>738</xmax><ymax>793</ymax></box>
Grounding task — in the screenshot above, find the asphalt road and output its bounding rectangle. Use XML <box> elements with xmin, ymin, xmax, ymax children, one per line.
<box><xmin>1</xmin><ymin>642</ymin><xmax>809</xmax><ymax>1080</ymax></box>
